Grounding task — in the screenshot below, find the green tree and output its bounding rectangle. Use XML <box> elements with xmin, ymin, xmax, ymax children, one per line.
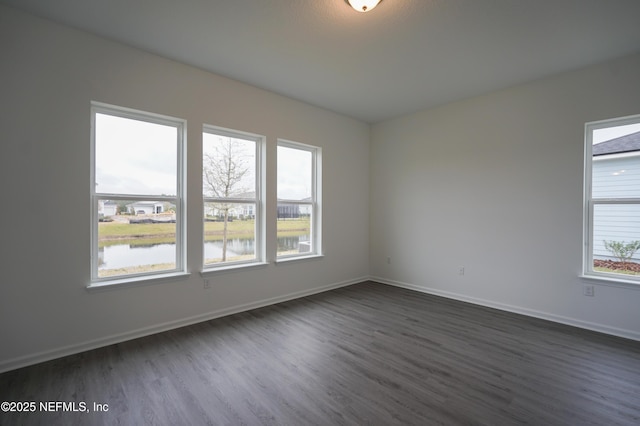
<box><xmin>117</xmin><ymin>201</ymin><xmax>129</xmax><ymax>215</ymax></box>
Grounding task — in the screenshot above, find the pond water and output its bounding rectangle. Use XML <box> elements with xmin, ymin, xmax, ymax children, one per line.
<box><xmin>98</xmin><ymin>236</ymin><xmax>306</xmax><ymax>270</ymax></box>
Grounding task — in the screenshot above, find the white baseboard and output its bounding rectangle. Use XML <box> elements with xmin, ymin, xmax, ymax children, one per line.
<box><xmin>370</xmin><ymin>276</ymin><xmax>640</xmax><ymax>342</ymax></box>
<box><xmin>4</xmin><ymin>275</ymin><xmax>636</xmax><ymax>374</ymax></box>
<box><xmin>0</xmin><ymin>276</ymin><xmax>367</xmax><ymax>374</ymax></box>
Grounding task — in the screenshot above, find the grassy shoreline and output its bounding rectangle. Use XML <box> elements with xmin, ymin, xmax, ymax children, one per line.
<box><xmin>593</xmin><ymin>266</ymin><xmax>640</xmax><ymax>276</ymax></box>
<box><xmin>98</xmin><ymin>218</ymin><xmax>310</xmax><ymax>247</ymax></box>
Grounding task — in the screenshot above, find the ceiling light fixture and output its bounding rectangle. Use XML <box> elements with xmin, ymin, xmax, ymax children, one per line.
<box><xmin>345</xmin><ymin>0</ymin><xmax>383</xmax><ymax>13</ymax></box>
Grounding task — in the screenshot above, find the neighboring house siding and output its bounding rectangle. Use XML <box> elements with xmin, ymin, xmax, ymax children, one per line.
<box><xmin>592</xmin><ymin>154</ymin><xmax>640</xmax><ymax>261</ymax></box>
<box><xmin>593</xmin><ymin>204</ymin><xmax>640</xmax><ymax>261</ymax></box>
<box><xmin>593</xmin><ymin>155</ymin><xmax>640</xmax><ymax>198</ymax></box>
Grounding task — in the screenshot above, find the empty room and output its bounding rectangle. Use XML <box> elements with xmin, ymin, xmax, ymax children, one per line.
<box><xmin>1</xmin><ymin>0</ymin><xmax>640</xmax><ymax>424</ymax></box>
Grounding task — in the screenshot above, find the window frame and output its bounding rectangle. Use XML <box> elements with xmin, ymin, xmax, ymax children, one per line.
<box><xmin>583</xmin><ymin>113</ymin><xmax>640</xmax><ymax>285</ymax></box>
<box><xmin>201</xmin><ymin>125</ymin><xmax>266</xmax><ymax>272</ymax></box>
<box><xmin>276</xmin><ymin>139</ymin><xmax>322</xmax><ymax>261</ymax></box>
<box><xmin>89</xmin><ymin>102</ymin><xmax>188</xmax><ymax>288</ymax></box>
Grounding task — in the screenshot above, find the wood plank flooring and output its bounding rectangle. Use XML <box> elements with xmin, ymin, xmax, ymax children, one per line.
<box><xmin>1</xmin><ymin>281</ymin><xmax>640</xmax><ymax>425</ymax></box>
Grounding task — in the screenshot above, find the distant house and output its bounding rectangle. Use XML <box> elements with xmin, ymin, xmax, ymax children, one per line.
<box><xmin>127</xmin><ymin>201</ymin><xmax>166</xmax><ymax>215</ymax></box>
<box><xmin>204</xmin><ymin>191</ymin><xmax>256</xmax><ymax>219</ymax></box>
<box><xmin>277</xmin><ymin>203</ymin><xmax>300</xmax><ymax>219</ymax></box>
<box><xmin>202</xmin><ymin>192</ymin><xmax>311</xmax><ymax>220</ymax></box>
<box><xmin>98</xmin><ymin>200</ymin><xmax>118</xmax><ymax>216</ymax></box>
<box><xmin>277</xmin><ymin>197</ymin><xmax>312</xmax><ymax>220</ymax></box>
<box><xmin>592</xmin><ymin>131</ymin><xmax>640</xmax><ymax>261</ymax></box>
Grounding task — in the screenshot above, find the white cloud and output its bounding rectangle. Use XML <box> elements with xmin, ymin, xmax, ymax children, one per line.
<box><xmin>95</xmin><ymin>113</ymin><xmax>177</xmax><ymax>195</ymax></box>
<box><xmin>593</xmin><ymin>123</ymin><xmax>640</xmax><ymax>144</ymax></box>
<box><xmin>277</xmin><ymin>145</ymin><xmax>311</xmax><ymax>200</ymax></box>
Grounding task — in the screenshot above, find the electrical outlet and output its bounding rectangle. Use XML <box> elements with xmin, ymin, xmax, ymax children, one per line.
<box><xmin>458</xmin><ymin>266</ymin><xmax>465</xmax><ymax>276</ymax></box>
<box><xmin>583</xmin><ymin>285</ymin><xmax>594</xmax><ymax>297</ymax></box>
<box><xmin>203</xmin><ymin>279</ymin><xmax>211</xmax><ymax>289</ymax></box>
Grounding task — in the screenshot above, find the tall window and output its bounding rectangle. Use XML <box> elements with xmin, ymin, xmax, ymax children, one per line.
<box><xmin>277</xmin><ymin>140</ymin><xmax>321</xmax><ymax>259</ymax></box>
<box><xmin>90</xmin><ymin>103</ymin><xmax>186</xmax><ymax>284</ymax></box>
<box><xmin>203</xmin><ymin>126</ymin><xmax>263</xmax><ymax>268</ymax></box>
<box><xmin>584</xmin><ymin>114</ymin><xmax>640</xmax><ymax>283</ymax></box>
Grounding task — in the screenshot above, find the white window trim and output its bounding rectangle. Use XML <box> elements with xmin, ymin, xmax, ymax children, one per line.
<box><xmin>201</xmin><ymin>125</ymin><xmax>265</xmax><ymax>271</ymax></box>
<box><xmin>276</xmin><ymin>139</ymin><xmax>322</xmax><ymax>261</ymax></box>
<box><xmin>89</xmin><ymin>102</ymin><xmax>187</xmax><ymax>287</ymax></box>
<box><xmin>583</xmin><ymin>113</ymin><xmax>640</xmax><ymax>286</ymax></box>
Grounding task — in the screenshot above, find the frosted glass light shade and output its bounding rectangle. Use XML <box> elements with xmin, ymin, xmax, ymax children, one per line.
<box><xmin>346</xmin><ymin>0</ymin><xmax>382</xmax><ymax>13</ymax></box>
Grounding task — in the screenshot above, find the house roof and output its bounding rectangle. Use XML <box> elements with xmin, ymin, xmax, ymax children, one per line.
<box><xmin>593</xmin><ymin>131</ymin><xmax>640</xmax><ymax>156</ymax></box>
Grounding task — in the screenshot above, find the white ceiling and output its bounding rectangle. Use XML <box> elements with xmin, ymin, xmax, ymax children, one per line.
<box><xmin>4</xmin><ymin>0</ymin><xmax>640</xmax><ymax>123</ymax></box>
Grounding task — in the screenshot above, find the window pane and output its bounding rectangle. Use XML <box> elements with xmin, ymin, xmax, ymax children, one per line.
<box><xmin>277</xmin><ymin>203</ymin><xmax>312</xmax><ymax>256</ymax></box>
<box><xmin>592</xmin><ymin>203</ymin><xmax>640</xmax><ymax>276</ymax></box>
<box><xmin>277</xmin><ymin>146</ymin><xmax>312</xmax><ymax>200</ymax></box>
<box><xmin>592</xmin><ymin>124</ymin><xmax>640</xmax><ymax>200</ymax></box>
<box><xmin>204</xmin><ymin>202</ymin><xmax>256</xmax><ymax>264</ymax></box>
<box><xmin>97</xmin><ymin>199</ymin><xmax>177</xmax><ymax>278</ymax></box>
<box><xmin>95</xmin><ymin>113</ymin><xmax>177</xmax><ymax>196</ymax></box>
<box><xmin>202</xmin><ymin>129</ymin><xmax>258</xmax><ymax>267</ymax></box>
<box><xmin>203</xmin><ymin>133</ymin><xmax>256</xmax><ymax>199</ymax></box>
<box><xmin>587</xmin><ymin>120</ymin><xmax>640</xmax><ymax>280</ymax></box>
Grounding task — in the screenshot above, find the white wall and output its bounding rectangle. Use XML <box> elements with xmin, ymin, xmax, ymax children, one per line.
<box><xmin>3</xmin><ymin>4</ymin><xmax>639</xmax><ymax>375</ymax></box>
<box><xmin>0</xmin><ymin>5</ymin><xmax>370</xmax><ymax>372</ymax></box>
<box><xmin>371</xmin><ymin>52</ymin><xmax>640</xmax><ymax>340</ymax></box>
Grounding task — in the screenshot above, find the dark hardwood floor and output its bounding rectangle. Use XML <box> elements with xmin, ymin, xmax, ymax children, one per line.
<box><xmin>1</xmin><ymin>281</ymin><xmax>639</xmax><ymax>425</ymax></box>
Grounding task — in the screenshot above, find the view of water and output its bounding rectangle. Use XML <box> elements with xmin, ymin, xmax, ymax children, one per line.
<box><xmin>98</xmin><ymin>236</ymin><xmax>306</xmax><ymax>270</ymax></box>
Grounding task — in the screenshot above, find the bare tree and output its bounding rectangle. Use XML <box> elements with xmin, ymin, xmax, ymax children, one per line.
<box><xmin>203</xmin><ymin>138</ymin><xmax>250</xmax><ymax>261</ymax></box>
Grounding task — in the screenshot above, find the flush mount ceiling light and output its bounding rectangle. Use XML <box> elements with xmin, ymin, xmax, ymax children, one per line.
<box><xmin>345</xmin><ymin>0</ymin><xmax>383</xmax><ymax>13</ymax></box>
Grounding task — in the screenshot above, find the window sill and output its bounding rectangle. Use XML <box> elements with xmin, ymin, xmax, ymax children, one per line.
<box><xmin>87</xmin><ymin>271</ymin><xmax>191</xmax><ymax>291</ymax></box>
<box><xmin>580</xmin><ymin>273</ymin><xmax>640</xmax><ymax>290</ymax></box>
<box><xmin>200</xmin><ymin>261</ymin><xmax>269</xmax><ymax>276</ymax></box>
<box><xmin>275</xmin><ymin>254</ymin><xmax>324</xmax><ymax>264</ymax></box>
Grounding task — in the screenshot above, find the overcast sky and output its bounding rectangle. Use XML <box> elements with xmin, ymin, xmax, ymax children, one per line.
<box><xmin>96</xmin><ymin>113</ymin><xmax>312</xmax><ymax>200</ymax></box>
<box><xmin>202</xmin><ymin>132</ymin><xmax>255</xmax><ymax>197</ymax></box>
<box><xmin>593</xmin><ymin>122</ymin><xmax>640</xmax><ymax>144</ymax></box>
<box><xmin>277</xmin><ymin>145</ymin><xmax>311</xmax><ymax>201</ymax></box>
<box><xmin>95</xmin><ymin>113</ymin><xmax>177</xmax><ymax>196</ymax></box>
